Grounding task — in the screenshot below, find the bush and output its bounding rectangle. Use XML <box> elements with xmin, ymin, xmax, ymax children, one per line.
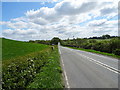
<box><xmin>92</xmin><ymin>42</ymin><xmax>102</xmax><ymax>51</ymax></box>
<box><xmin>82</xmin><ymin>43</ymin><xmax>92</xmax><ymax>49</ymax></box>
<box><xmin>113</xmin><ymin>49</ymin><xmax>120</xmax><ymax>55</ymax></box>
<box><xmin>99</xmin><ymin>41</ymin><xmax>112</xmax><ymax>53</ymax></box>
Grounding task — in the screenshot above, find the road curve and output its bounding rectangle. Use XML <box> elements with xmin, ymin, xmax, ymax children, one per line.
<box><xmin>59</xmin><ymin>45</ymin><xmax>119</xmax><ymax>88</ymax></box>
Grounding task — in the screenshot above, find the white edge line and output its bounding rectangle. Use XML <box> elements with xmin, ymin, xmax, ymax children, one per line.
<box><xmin>61</xmin><ymin>57</ymin><xmax>70</xmax><ymax>88</ymax></box>
<box><xmin>58</xmin><ymin>46</ymin><xmax>61</xmax><ymax>55</ymax></box>
<box><xmin>58</xmin><ymin>46</ymin><xmax>70</xmax><ymax>88</ymax></box>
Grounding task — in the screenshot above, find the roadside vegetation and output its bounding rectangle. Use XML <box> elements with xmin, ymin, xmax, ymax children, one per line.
<box><xmin>2</xmin><ymin>38</ymin><xmax>63</xmax><ymax>89</ymax></box>
<box><xmin>68</xmin><ymin>47</ymin><xmax>120</xmax><ymax>59</ymax></box>
<box><xmin>60</xmin><ymin>35</ymin><xmax>120</xmax><ymax>58</ymax></box>
<box><xmin>27</xmin><ymin>46</ymin><xmax>63</xmax><ymax>88</ymax></box>
<box><xmin>29</xmin><ymin>35</ymin><xmax>120</xmax><ymax>58</ymax></box>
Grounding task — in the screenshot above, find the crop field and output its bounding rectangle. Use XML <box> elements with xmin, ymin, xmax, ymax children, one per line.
<box><xmin>2</xmin><ymin>38</ymin><xmax>63</xmax><ymax>89</ymax></box>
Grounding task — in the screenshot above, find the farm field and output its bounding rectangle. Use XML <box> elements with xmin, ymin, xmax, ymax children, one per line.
<box><xmin>2</xmin><ymin>38</ymin><xmax>48</xmax><ymax>60</ymax></box>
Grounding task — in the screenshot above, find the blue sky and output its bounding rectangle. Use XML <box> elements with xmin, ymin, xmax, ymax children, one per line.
<box><xmin>2</xmin><ymin>2</ymin><xmax>56</xmax><ymax>21</ymax></box>
<box><xmin>1</xmin><ymin>0</ymin><xmax>118</xmax><ymax>41</ymax></box>
<box><xmin>2</xmin><ymin>2</ymin><xmax>57</xmax><ymax>30</ymax></box>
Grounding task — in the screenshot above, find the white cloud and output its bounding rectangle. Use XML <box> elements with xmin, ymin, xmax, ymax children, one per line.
<box><xmin>100</xmin><ymin>7</ymin><xmax>117</xmax><ymax>15</ymax></box>
<box><xmin>55</xmin><ymin>1</ymin><xmax>97</xmax><ymax>15</ymax></box>
<box><xmin>3</xmin><ymin>21</ymin><xmax>28</xmax><ymax>29</ymax></box>
<box><xmin>25</xmin><ymin>0</ymin><xmax>97</xmax><ymax>24</ymax></box>
<box><xmin>88</xmin><ymin>19</ymin><xmax>107</xmax><ymax>27</ymax></box>
<box><xmin>2</xmin><ymin>0</ymin><xmax>118</xmax><ymax>40</ymax></box>
<box><xmin>10</xmin><ymin>17</ymin><xmax>26</xmax><ymax>21</ymax></box>
<box><xmin>3</xmin><ymin>29</ymin><xmax>37</xmax><ymax>35</ymax></box>
<box><xmin>30</xmin><ymin>17</ymin><xmax>48</xmax><ymax>25</ymax></box>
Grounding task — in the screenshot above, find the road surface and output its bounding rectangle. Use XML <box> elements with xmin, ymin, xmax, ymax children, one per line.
<box><xmin>58</xmin><ymin>45</ymin><xmax>119</xmax><ymax>88</ymax></box>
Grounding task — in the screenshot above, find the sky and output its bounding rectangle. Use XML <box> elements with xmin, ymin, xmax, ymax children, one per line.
<box><xmin>0</xmin><ymin>0</ymin><xmax>119</xmax><ymax>41</ymax></box>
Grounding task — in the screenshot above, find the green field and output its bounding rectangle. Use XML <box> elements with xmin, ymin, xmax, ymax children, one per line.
<box><xmin>2</xmin><ymin>38</ymin><xmax>48</xmax><ymax>60</ymax></box>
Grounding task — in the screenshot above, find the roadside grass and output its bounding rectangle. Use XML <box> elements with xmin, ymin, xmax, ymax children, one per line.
<box><xmin>2</xmin><ymin>38</ymin><xmax>48</xmax><ymax>60</ymax></box>
<box><xmin>68</xmin><ymin>47</ymin><xmax>120</xmax><ymax>59</ymax></box>
<box><xmin>27</xmin><ymin>46</ymin><xmax>64</xmax><ymax>88</ymax></box>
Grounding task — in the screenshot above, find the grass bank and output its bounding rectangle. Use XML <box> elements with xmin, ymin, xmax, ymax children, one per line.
<box><xmin>68</xmin><ymin>46</ymin><xmax>120</xmax><ymax>59</ymax></box>
<box><xmin>27</xmin><ymin>46</ymin><xmax>64</xmax><ymax>88</ymax></box>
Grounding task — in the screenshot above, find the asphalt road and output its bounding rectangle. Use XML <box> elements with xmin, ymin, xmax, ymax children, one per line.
<box><xmin>58</xmin><ymin>45</ymin><xmax>119</xmax><ymax>88</ymax></box>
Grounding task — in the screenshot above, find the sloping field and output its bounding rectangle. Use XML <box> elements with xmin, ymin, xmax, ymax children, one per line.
<box><xmin>2</xmin><ymin>38</ymin><xmax>48</xmax><ymax>60</ymax></box>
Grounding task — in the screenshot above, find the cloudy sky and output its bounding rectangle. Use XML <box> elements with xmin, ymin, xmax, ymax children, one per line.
<box><xmin>1</xmin><ymin>0</ymin><xmax>119</xmax><ymax>41</ymax></box>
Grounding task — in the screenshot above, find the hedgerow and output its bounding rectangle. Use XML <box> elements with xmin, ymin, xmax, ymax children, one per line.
<box><xmin>27</xmin><ymin>46</ymin><xmax>64</xmax><ymax>88</ymax></box>
<box><xmin>2</xmin><ymin>47</ymin><xmax>52</xmax><ymax>89</ymax></box>
<box><xmin>61</xmin><ymin>38</ymin><xmax>120</xmax><ymax>56</ymax></box>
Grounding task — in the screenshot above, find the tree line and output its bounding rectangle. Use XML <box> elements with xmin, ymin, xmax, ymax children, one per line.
<box><xmin>29</xmin><ymin>35</ymin><xmax>120</xmax><ymax>56</ymax></box>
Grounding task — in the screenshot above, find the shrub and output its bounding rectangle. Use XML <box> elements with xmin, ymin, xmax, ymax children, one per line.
<box><xmin>110</xmin><ymin>38</ymin><xmax>120</xmax><ymax>52</ymax></box>
<box><xmin>113</xmin><ymin>49</ymin><xmax>120</xmax><ymax>55</ymax></box>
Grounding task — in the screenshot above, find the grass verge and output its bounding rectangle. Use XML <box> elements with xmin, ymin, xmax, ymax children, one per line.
<box><xmin>67</xmin><ymin>46</ymin><xmax>120</xmax><ymax>59</ymax></box>
<box><xmin>27</xmin><ymin>46</ymin><xmax>64</xmax><ymax>88</ymax></box>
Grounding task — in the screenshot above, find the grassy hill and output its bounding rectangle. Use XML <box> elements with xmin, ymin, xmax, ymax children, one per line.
<box><xmin>2</xmin><ymin>38</ymin><xmax>48</xmax><ymax>60</ymax></box>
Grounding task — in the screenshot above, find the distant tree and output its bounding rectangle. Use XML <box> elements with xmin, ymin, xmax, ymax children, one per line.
<box><xmin>102</xmin><ymin>34</ymin><xmax>111</xmax><ymax>39</ymax></box>
<box><xmin>92</xmin><ymin>37</ymin><xmax>98</xmax><ymax>39</ymax></box>
<box><xmin>50</xmin><ymin>37</ymin><xmax>61</xmax><ymax>45</ymax></box>
<box><xmin>29</xmin><ymin>40</ymin><xmax>35</xmax><ymax>43</ymax></box>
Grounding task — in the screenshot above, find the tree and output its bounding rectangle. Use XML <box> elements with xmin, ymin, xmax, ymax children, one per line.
<box><xmin>29</xmin><ymin>40</ymin><xmax>35</xmax><ymax>43</ymax></box>
<box><xmin>50</xmin><ymin>37</ymin><xmax>61</xmax><ymax>45</ymax></box>
<box><xmin>102</xmin><ymin>34</ymin><xmax>110</xmax><ymax>39</ymax></box>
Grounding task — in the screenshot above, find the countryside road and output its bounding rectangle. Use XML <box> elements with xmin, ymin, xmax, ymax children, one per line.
<box><xmin>58</xmin><ymin>45</ymin><xmax>119</xmax><ymax>88</ymax></box>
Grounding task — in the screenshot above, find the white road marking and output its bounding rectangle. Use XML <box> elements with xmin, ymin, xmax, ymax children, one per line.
<box><xmin>63</xmin><ymin>46</ymin><xmax>119</xmax><ymax>74</ymax></box>
<box><xmin>58</xmin><ymin>45</ymin><xmax>70</xmax><ymax>88</ymax></box>
<box><xmin>75</xmin><ymin>51</ymin><xmax>120</xmax><ymax>74</ymax></box>
<box><xmin>62</xmin><ymin>46</ymin><xmax>119</xmax><ymax>74</ymax></box>
<box><xmin>58</xmin><ymin>47</ymin><xmax>61</xmax><ymax>55</ymax></box>
<box><xmin>75</xmin><ymin>49</ymin><xmax>118</xmax><ymax>61</ymax></box>
<box><xmin>61</xmin><ymin>57</ymin><xmax>70</xmax><ymax>88</ymax></box>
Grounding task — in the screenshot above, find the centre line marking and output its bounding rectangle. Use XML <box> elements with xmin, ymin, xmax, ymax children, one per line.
<box><xmin>75</xmin><ymin>51</ymin><xmax>120</xmax><ymax>74</ymax></box>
